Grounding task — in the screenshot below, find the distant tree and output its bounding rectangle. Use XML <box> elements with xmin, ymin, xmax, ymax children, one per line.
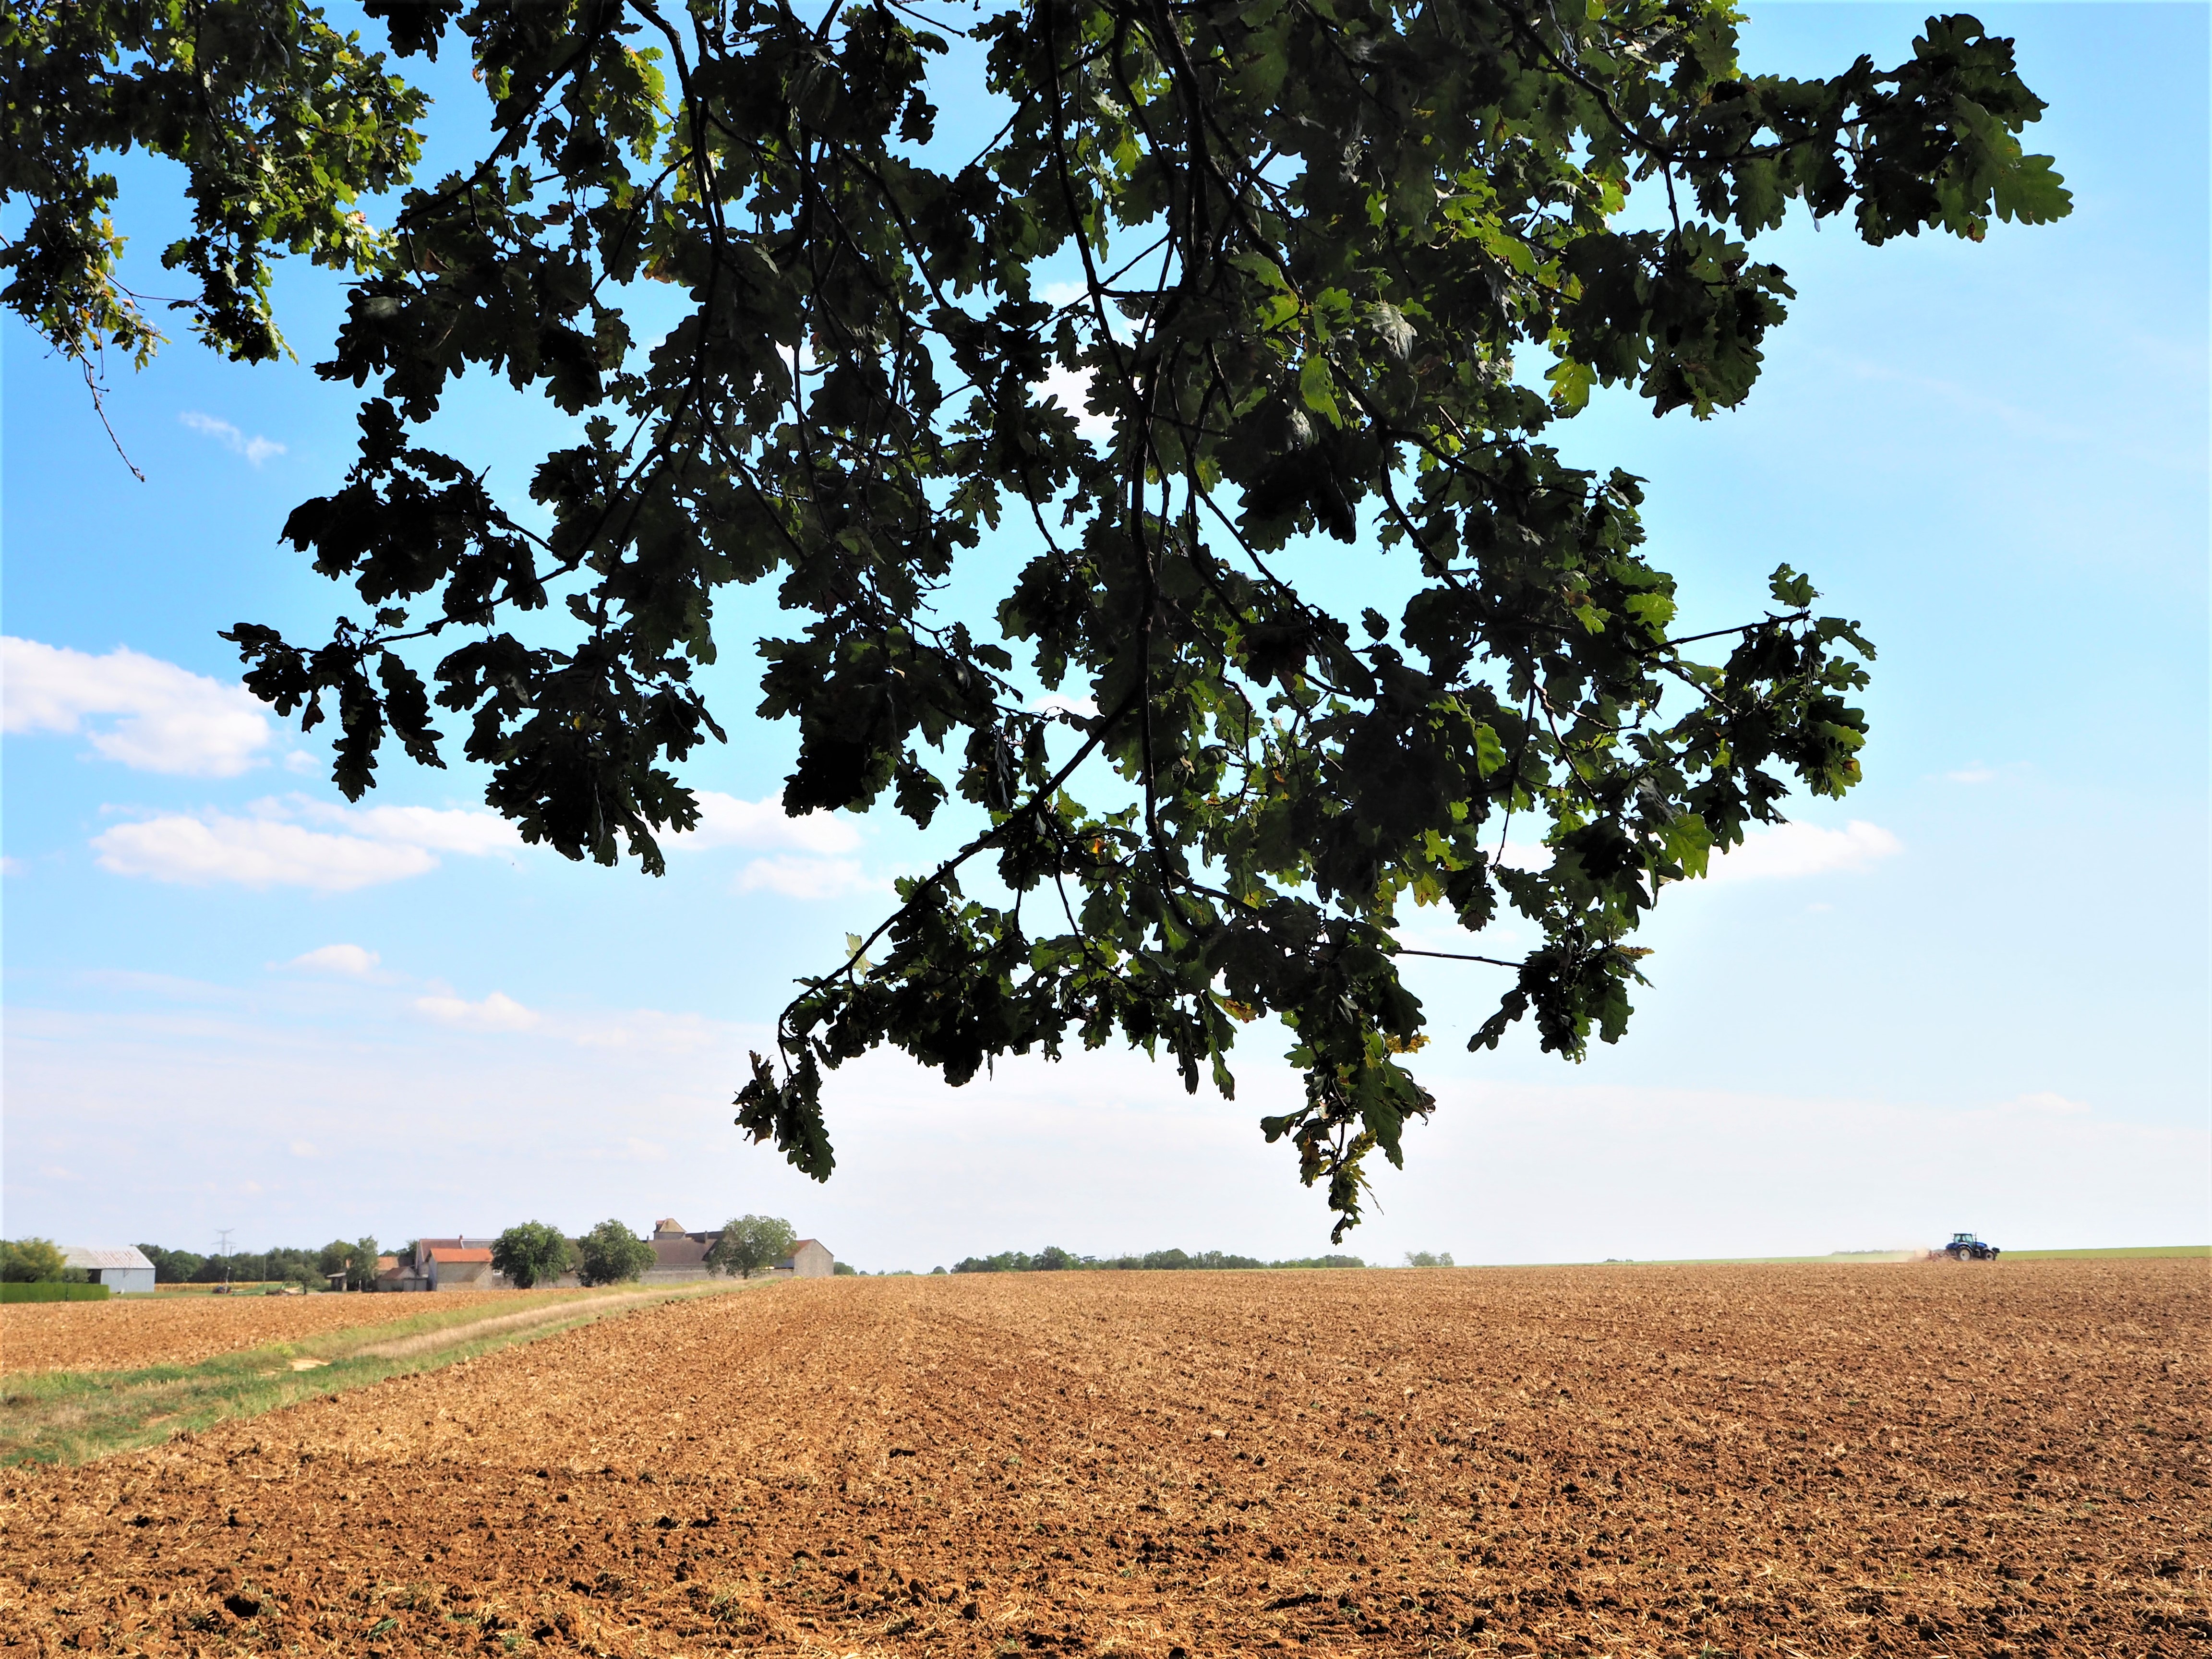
<box><xmin>832</xmin><ymin>1262</ymin><xmax>858</xmax><ymax>1277</ymax></box>
<box><xmin>135</xmin><ymin>1244</ymin><xmax>204</xmax><ymax>1285</ymax></box>
<box><xmin>316</xmin><ymin>1238</ymin><xmax>357</xmax><ymax>1282</ymax></box>
<box><xmin>261</xmin><ymin>1247</ymin><xmax>324</xmax><ymax>1287</ymax></box>
<box><xmin>954</xmin><ymin>1250</ymin><xmax>1038</xmax><ymax>1274</ymax></box>
<box><xmin>0</xmin><ymin>1238</ymin><xmax>65</xmax><ymax>1283</ymax></box>
<box><xmin>1404</xmin><ymin>1250</ymin><xmax>1455</xmax><ymax>1269</ymax></box>
<box><xmin>705</xmin><ymin>1215</ymin><xmax>798</xmax><ymax>1280</ymax></box>
<box><xmin>348</xmin><ymin>1235</ymin><xmax>382</xmax><ymax>1291</ymax></box>
<box><xmin>575</xmin><ymin>1219</ymin><xmax>656</xmax><ymax>1287</ymax></box>
<box><xmin>493</xmin><ymin>1222</ymin><xmax>574</xmax><ymax>1290</ymax></box>
<box><xmin>1034</xmin><ymin>1246</ymin><xmax>1076</xmax><ymax>1273</ymax></box>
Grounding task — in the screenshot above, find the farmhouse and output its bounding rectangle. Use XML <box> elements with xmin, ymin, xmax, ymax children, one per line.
<box><xmin>59</xmin><ymin>1246</ymin><xmax>156</xmax><ymax>1294</ymax></box>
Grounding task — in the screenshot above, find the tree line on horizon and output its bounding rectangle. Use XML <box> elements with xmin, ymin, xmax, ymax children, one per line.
<box><xmin>0</xmin><ymin>1238</ymin><xmax>382</xmax><ymax>1289</ymax></box>
<box><xmin>491</xmin><ymin>1215</ymin><xmax>819</xmax><ymax>1287</ymax></box>
<box><xmin>941</xmin><ymin>1247</ymin><xmax>1461</xmax><ymax>1272</ymax></box>
<box><xmin>948</xmin><ymin>1246</ymin><xmax>1375</xmax><ymax>1274</ymax></box>
<box><xmin>3</xmin><ymin>1214</ymin><xmax>831</xmax><ymax>1291</ymax></box>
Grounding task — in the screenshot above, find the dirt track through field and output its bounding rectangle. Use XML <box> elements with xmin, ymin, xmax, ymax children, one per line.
<box><xmin>0</xmin><ymin>1261</ymin><xmax>2203</xmax><ymax>1657</ymax></box>
<box><xmin>352</xmin><ymin>1286</ymin><xmax>743</xmax><ymax>1360</ymax></box>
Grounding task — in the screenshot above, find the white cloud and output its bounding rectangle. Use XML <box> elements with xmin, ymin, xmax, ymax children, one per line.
<box><xmin>1995</xmin><ymin>1090</ymin><xmax>2092</xmax><ymax>1117</ymax></box>
<box><xmin>1036</xmin><ymin>363</ymin><xmax>1113</xmax><ymax>437</ymax></box>
<box><xmin>179</xmin><ymin>409</ymin><xmax>285</xmax><ymax>466</ymax></box>
<box><xmin>415</xmin><ymin>990</ymin><xmax>541</xmax><ymax>1033</ymax></box>
<box><xmin>289</xmin><ymin>1140</ymin><xmax>320</xmax><ymax>1158</ymax></box>
<box><xmin>0</xmin><ymin>856</ymin><xmax>22</xmax><ymax>877</ymax></box>
<box><xmin>289</xmin><ymin>797</ymin><xmax>522</xmax><ymax>856</ymax></box>
<box><xmin>3</xmin><ymin>636</ymin><xmax>274</xmax><ymax>776</ymax></box>
<box><xmin>1707</xmin><ymin>819</ymin><xmax>1900</xmax><ymax>884</ymax></box>
<box><xmin>565</xmin><ymin>1010</ymin><xmax>727</xmax><ymax>1053</ymax></box>
<box><xmin>286</xmin><ymin>944</ymin><xmax>381</xmax><ymax>977</ymax></box>
<box><xmin>92</xmin><ymin>812</ymin><xmax>437</xmax><ymax>891</ymax></box>
<box><xmin>1495</xmin><ymin>840</ymin><xmax>1551</xmax><ymax>872</ymax></box>
<box><xmin>1945</xmin><ymin>761</ymin><xmax>2030</xmax><ymax>786</ymax></box>
<box><xmin>671</xmin><ymin>790</ymin><xmax>860</xmax><ymax>855</ymax></box>
<box><xmin>736</xmin><ymin>854</ymin><xmax>876</xmax><ymax>899</ymax></box>
<box><xmin>92</xmin><ymin>796</ymin><xmax>522</xmax><ymax>891</ymax></box>
<box><xmin>1031</xmin><ymin>691</ymin><xmax>1099</xmax><ymax>721</ymax></box>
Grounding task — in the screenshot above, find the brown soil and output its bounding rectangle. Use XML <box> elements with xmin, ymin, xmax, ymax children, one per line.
<box><xmin>0</xmin><ymin>1261</ymin><xmax>2203</xmax><ymax>1657</ymax></box>
<box><xmin>0</xmin><ymin>1292</ymin><xmax>535</xmax><ymax>1374</ymax></box>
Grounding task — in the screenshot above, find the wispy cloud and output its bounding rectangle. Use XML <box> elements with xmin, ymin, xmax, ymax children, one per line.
<box><xmin>669</xmin><ymin>789</ymin><xmax>860</xmax><ymax>855</ymax></box>
<box><xmin>288</xmin><ymin>797</ymin><xmax>522</xmax><ymax>857</ymax></box>
<box><xmin>736</xmin><ymin>854</ymin><xmax>877</xmax><ymax>899</ymax></box>
<box><xmin>415</xmin><ymin>990</ymin><xmax>541</xmax><ymax>1033</ymax></box>
<box><xmin>285</xmin><ymin>944</ymin><xmax>382</xmax><ymax>977</ymax></box>
<box><xmin>1707</xmin><ymin>820</ymin><xmax>1900</xmax><ymax>884</ymax></box>
<box><xmin>3</xmin><ymin>636</ymin><xmax>274</xmax><ymax>776</ymax></box>
<box><xmin>661</xmin><ymin>789</ymin><xmax>879</xmax><ymax>898</ymax></box>
<box><xmin>179</xmin><ymin>410</ymin><xmax>285</xmax><ymax>466</ymax></box>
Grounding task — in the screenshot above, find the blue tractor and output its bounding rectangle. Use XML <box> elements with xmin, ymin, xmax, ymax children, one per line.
<box><xmin>1940</xmin><ymin>1231</ymin><xmax>2000</xmax><ymax>1261</ymax></box>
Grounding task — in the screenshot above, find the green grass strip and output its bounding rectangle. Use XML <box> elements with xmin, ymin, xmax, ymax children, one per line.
<box><xmin>0</xmin><ymin>1280</ymin><xmax>765</xmax><ymax>1468</ymax></box>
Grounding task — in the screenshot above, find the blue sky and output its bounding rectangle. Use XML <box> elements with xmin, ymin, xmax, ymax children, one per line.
<box><xmin>4</xmin><ymin>3</ymin><xmax>2205</xmax><ymax>1269</ymax></box>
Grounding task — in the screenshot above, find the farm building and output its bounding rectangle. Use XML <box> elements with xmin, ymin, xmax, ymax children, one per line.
<box><xmin>59</xmin><ymin>1246</ymin><xmax>156</xmax><ymax>1294</ymax></box>
<box><xmin>780</xmin><ymin>1239</ymin><xmax>835</xmax><ymax>1278</ymax></box>
<box><xmin>423</xmin><ymin>1247</ymin><xmax>495</xmax><ymax>1291</ymax></box>
<box><xmin>645</xmin><ymin>1219</ymin><xmax>720</xmax><ymax>1284</ymax></box>
<box><xmin>379</xmin><ymin>1238</ymin><xmax>501</xmax><ymax>1291</ymax></box>
<box><xmin>641</xmin><ymin>1220</ymin><xmax>836</xmax><ymax>1280</ymax></box>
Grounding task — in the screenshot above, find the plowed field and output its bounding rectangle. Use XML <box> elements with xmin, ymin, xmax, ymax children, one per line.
<box><xmin>1</xmin><ymin>1291</ymin><xmax>531</xmax><ymax>1374</ymax></box>
<box><xmin>1</xmin><ymin>1261</ymin><xmax>2203</xmax><ymax>1657</ymax></box>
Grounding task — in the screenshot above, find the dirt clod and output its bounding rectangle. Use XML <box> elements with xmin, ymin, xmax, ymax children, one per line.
<box><xmin>0</xmin><ymin>1261</ymin><xmax>2201</xmax><ymax>1656</ymax></box>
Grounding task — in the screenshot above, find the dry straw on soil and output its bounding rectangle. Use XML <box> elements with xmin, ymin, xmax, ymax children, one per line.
<box><xmin>0</xmin><ymin>1260</ymin><xmax>2203</xmax><ymax>1657</ymax></box>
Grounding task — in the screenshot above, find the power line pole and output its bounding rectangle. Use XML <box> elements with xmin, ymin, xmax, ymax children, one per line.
<box><xmin>215</xmin><ymin>1228</ymin><xmax>233</xmax><ymax>1290</ymax></box>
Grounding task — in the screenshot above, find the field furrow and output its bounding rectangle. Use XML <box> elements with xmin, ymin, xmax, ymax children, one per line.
<box><xmin>0</xmin><ymin>1260</ymin><xmax>2202</xmax><ymax>1657</ymax></box>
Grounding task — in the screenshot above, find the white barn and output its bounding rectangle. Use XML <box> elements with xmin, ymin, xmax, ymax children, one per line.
<box><xmin>60</xmin><ymin>1246</ymin><xmax>156</xmax><ymax>1294</ymax></box>
<box><xmin>778</xmin><ymin>1239</ymin><xmax>835</xmax><ymax>1278</ymax></box>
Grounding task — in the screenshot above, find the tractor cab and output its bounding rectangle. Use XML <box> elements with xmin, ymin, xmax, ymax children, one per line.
<box><xmin>1940</xmin><ymin>1232</ymin><xmax>2000</xmax><ymax>1261</ymax></box>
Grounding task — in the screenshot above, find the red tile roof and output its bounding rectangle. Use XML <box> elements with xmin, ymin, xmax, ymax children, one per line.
<box><xmin>429</xmin><ymin>1248</ymin><xmax>493</xmax><ymax>1264</ymax></box>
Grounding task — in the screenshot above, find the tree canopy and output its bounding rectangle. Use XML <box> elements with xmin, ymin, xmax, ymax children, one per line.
<box><xmin>0</xmin><ymin>1238</ymin><xmax>67</xmax><ymax>1284</ymax></box>
<box><xmin>575</xmin><ymin>1217</ymin><xmax>657</xmax><ymax>1286</ymax></box>
<box><xmin>492</xmin><ymin>1221</ymin><xmax>576</xmax><ymax>1288</ymax></box>
<box><xmin>317</xmin><ymin>1235</ymin><xmax>383</xmax><ymax>1289</ymax></box>
<box><xmin>705</xmin><ymin>1213</ymin><xmax>798</xmax><ymax>1278</ymax></box>
<box><xmin>4</xmin><ymin>0</ymin><xmax>2068</xmax><ymax>1236</ymax></box>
